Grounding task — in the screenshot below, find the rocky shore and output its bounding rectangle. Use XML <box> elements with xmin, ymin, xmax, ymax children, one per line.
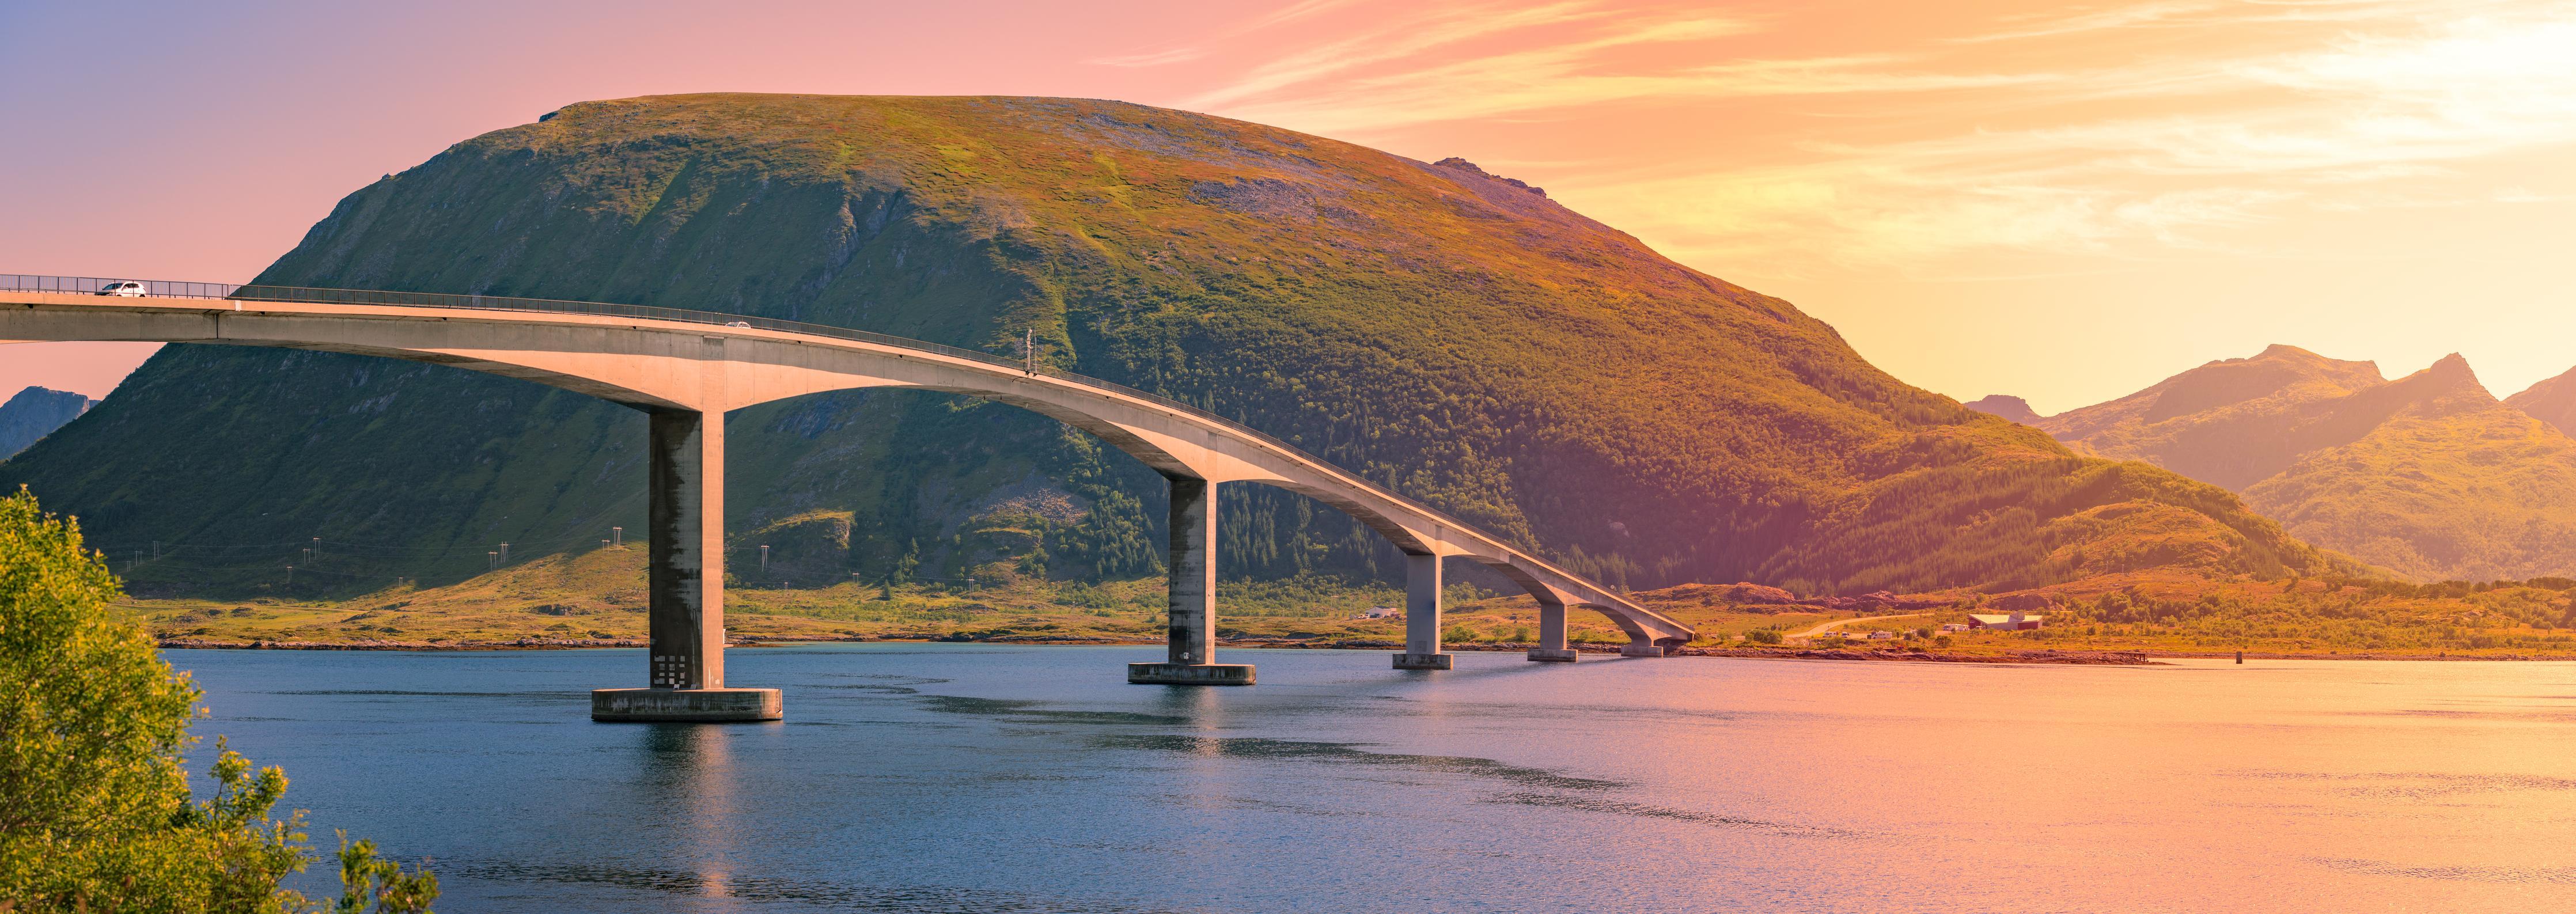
<box><xmin>149</xmin><ymin>633</ymin><xmax>2148</xmax><ymax>663</ymax></box>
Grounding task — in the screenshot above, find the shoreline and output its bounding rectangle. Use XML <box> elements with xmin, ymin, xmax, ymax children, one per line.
<box><xmin>147</xmin><ymin>634</ymin><xmax>2574</xmax><ymax>663</ymax></box>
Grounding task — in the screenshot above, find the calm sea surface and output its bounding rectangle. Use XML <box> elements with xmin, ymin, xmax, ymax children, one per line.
<box><xmin>171</xmin><ymin>645</ymin><xmax>2576</xmax><ymax>912</ymax></box>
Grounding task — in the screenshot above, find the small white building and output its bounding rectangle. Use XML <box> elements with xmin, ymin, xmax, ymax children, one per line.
<box><xmin>1968</xmin><ymin>612</ymin><xmax>2044</xmax><ymax>631</ymax></box>
<box><xmin>1866</xmin><ymin>629</ymin><xmax>1897</xmax><ymax>640</ymax></box>
<box><xmin>1939</xmin><ymin>623</ymin><xmax>1969</xmax><ymax>632</ymax></box>
<box><xmin>1358</xmin><ymin>606</ymin><xmax>1401</xmax><ymax>620</ymax></box>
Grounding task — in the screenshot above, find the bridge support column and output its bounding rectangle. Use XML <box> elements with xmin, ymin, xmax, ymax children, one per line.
<box><xmin>1527</xmin><ymin>597</ymin><xmax>1577</xmax><ymax>662</ymax></box>
<box><xmin>1620</xmin><ymin>631</ymin><xmax>1672</xmax><ymax>658</ymax></box>
<box><xmin>594</xmin><ymin>407</ymin><xmax>782</xmax><ymax>722</ymax></box>
<box><xmin>1393</xmin><ymin>552</ymin><xmax>1451</xmax><ymax>670</ymax></box>
<box><xmin>1130</xmin><ymin>476</ymin><xmax>1253</xmax><ymax>685</ymax></box>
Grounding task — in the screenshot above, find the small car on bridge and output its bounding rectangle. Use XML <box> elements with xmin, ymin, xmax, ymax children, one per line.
<box><xmin>95</xmin><ymin>281</ymin><xmax>147</xmax><ymax>297</ymax></box>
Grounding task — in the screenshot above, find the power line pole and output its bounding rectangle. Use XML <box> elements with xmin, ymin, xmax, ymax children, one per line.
<box><xmin>760</xmin><ymin>544</ymin><xmax>770</xmax><ymax>574</ymax></box>
<box><xmin>285</xmin><ymin>564</ymin><xmax>294</xmax><ymax>585</ymax></box>
<box><xmin>488</xmin><ymin>551</ymin><xmax>499</xmax><ymax>571</ymax></box>
<box><xmin>499</xmin><ymin>543</ymin><xmax>509</xmax><ymax>565</ymax></box>
<box><xmin>612</xmin><ymin>526</ymin><xmax>623</xmax><ymax>548</ymax></box>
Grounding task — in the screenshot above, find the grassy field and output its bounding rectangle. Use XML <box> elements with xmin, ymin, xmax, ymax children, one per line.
<box><xmin>117</xmin><ymin>543</ymin><xmax>2576</xmax><ymax>659</ymax></box>
<box><xmin>117</xmin><ymin>544</ymin><xmax>1847</xmax><ymax>650</ymax></box>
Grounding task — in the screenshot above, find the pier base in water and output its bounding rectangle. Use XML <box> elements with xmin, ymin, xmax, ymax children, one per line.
<box><xmin>591</xmin><ymin>687</ymin><xmax>783</xmax><ymax>722</ymax></box>
<box><xmin>1392</xmin><ymin>653</ymin><xmax>1453</xmax><ymax>670</ymax></box>
<box><xmin>1526</xmin><ymin>648</ymin><xmax>1579</xmax><ymax>663</ymax></box>
<box><xmin>1127</xmin><ymin>662</ymin><xmax>1256</xmax><ymax>685</ymax></box>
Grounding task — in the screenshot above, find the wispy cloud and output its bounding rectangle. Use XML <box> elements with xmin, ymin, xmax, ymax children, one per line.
<box><xmin>1187</xmin><ymin>2</ymin><xmax>1627</xmax><ymax>109</ymax></box>
<box><xmin>1085</xmin><ymin>0</ymin><xmax>1372</xmax><ymax>70</ymax></box>
<box><xmin>1950</xmin><ymin>1</ymin><xmax>2225</xmax><ymax>43</ymax></box>
<box><xmin>1087</xmin><ymin>47</ymin><xmax>1209</xmax><ymax>67</ymax></box>
<box><xmin>1178</xmin><ymin>0</ymin><xmax>2576</xmax><ymax>274</ymax></box>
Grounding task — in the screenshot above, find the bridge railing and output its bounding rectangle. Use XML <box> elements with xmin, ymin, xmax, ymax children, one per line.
<box><xmin>2</xmin><ymin>275</ymin><xmax>244</xmax><ymax>299</ymax></box>
<box><xmin>0</xmin><ymin>273</ymin><xmax>1638</xmax><ymax>610</ymax></box>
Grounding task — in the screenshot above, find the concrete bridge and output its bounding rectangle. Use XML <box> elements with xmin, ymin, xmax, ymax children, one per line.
<box><xmin>1</xmin><ymin>277</ymin><xmax>1694</xmax><ymax>720</ymax></box>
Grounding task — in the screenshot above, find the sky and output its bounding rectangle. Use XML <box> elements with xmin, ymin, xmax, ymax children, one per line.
<box><xmin>4</xmin><ymin>0</ymin><xmax>2572</xmax><ymax>412</ymax></box>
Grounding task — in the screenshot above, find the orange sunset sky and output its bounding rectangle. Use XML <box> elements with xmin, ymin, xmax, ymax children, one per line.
<box><xmin>4</xmin><ymin>0</ymin><xmax>2571</xmax><ymax>413</ymax></box>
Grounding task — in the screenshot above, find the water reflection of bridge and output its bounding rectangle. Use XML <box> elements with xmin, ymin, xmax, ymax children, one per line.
<box><xmin>2</xmin><ymin>277</ymin><xmax>1693</xmax><ymax>720</ymax></box>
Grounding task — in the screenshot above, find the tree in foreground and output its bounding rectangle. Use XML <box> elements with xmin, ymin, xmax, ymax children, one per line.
<box><xmin>0</xmin><ymin>486</ymin><xmax>437</xmax><ymax>912</ymax></box>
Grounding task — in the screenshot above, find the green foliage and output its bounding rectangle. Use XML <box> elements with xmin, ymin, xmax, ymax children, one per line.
<box><xmin>0</xmin><ymin>487</ymin><xmax>435</xmax><ymax>912</ymax></box>
<box><xmin>329</xmin><ymin>833</ymin><xmax>438</xmax><ymax>914</ymax></box>
<box><xmin>2058</xmin><ymin>577</ymin><xmax>2576</xmax><ymax>653</ymax></box>
<box><xmin>1744</xmin><ymin>627</ymin><xmax>1784</xmax><ymax>645</ymax></box>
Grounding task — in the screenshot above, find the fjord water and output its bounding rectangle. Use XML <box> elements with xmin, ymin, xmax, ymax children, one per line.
<box><xmin>177</xmin><ymin>647</ymin><xmax>2576</xmax><ymax>912</ymax></box>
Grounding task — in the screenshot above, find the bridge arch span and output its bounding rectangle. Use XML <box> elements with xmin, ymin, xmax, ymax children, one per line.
<box><xmin>3</xmin><ymin>280</ymin><xmax>1692</xmax><ymax>715</ymax></box>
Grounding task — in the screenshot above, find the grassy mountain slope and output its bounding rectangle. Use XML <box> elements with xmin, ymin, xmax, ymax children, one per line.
<box><xmin>4</xmin><ymin>94</ymin><xmax>2327</xmax><ymax>597</ymax></box>
<box><xmin>2048</xmin><ymin>347</ymin><xmax>2576</xmax><ymax>580</ymax></box>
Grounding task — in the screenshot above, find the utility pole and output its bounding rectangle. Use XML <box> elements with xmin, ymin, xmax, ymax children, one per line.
<box><xmin>285</xmin><ymin>564</ymin><xmax>294</xmax><ymax>585</ymax></box>
<box><xmin>499</xmin><ymin>543</ymin><xmax>509</xmax><ymax>564</ymax></box>
<box><xmin>1023</xmin><ymin>328</ymin><xmax>1035</xmax><ymax>375</ymax></box>
<box><xmin>312</xmin><ymin>537</ymin><xmax>321</xmax><ymax>560</ymax></box>
<box><xmin>488</xmin><ymin>551</ymin><xmax>499</xmax><ymax>571</ymax></box>
<box><xmin>612</xmin><ymin>526</ymin><xmax>623</xmax><ymax>548</ymax></box>
<box><xmin>152</xmin><ymin>540</ymin><xmax>160</xmax><ymax>560</ymax></box>
<box><xmin>760</xmin><ymin>544</ymin><xmax>770</xmax><ymax>574</ymax></box>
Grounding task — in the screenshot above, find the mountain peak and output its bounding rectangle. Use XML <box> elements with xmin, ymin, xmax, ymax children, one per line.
<box><xmin>0</xmin><ymin>386</ymin><xmax>97</xmax><ymax>460</ymax></box>
<box><xmin>2391</xmin><ymin>352</ymin><xmax>2495</xmax><ymax>409</ymax></box>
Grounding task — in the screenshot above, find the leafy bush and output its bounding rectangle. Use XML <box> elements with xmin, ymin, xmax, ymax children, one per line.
<box><xmin>0</xmin><ymin>487</ymin><xmax>436</xmax><ymax>912</ymax></box>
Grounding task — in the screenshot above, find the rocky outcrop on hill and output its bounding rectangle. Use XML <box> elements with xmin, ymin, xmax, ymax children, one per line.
<box><xmin>1963</xmin><ymin>395</ymin><xmax>2043</xmax><ymax>424</ymax></box>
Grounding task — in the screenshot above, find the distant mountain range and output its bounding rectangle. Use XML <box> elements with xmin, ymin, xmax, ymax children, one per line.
<box><xmin>2040</xmin><ymin>345</ymin><xmax>2576</xmax><ymax>581</ymax></box>
<box><xmin>0</xmin><ymin>386</ymin><xmax>95</xmax><ymax>459</ymax></box>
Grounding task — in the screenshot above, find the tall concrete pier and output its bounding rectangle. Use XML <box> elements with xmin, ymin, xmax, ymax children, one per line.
<box><xmin>1393</xmin><ymin>553</ymin><xmax>1450</xmax><ymax>669</ymax></box>
<box><xmin>594</xmin><ymin>348</ymin><xmax>781</xmax><ymax>721</ymax></box>
<box><xmin>1528</xmin><ymin>596</ymin><xmax>1577</xmax><ymax>662</ymax></box>
<box><xmin>1130</xmin><ymin>476</ymin><xmax>1254</xmax><ymax>684</ymax></box>
<box><xmin>646</xmin><ymin>408</ymin><xmax>724</xmax><ymax>691</ymax></box>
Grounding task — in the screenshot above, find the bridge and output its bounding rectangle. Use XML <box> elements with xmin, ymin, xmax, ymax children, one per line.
<box><xmin>1</xmin><ymin>275</ymin><xmax>1694</xmax><ymax>720</ymax></box>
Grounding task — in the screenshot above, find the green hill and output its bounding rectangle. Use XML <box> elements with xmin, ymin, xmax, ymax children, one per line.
<box><xmin>2047</xmin><ymin>346</ymin><xmax>2576</xmax><ymax>580</ymax></box>
<box><xmin>2</xmin><ymin>93</ymin><xmax>2327</xmax><ymax>597</ymax></box>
